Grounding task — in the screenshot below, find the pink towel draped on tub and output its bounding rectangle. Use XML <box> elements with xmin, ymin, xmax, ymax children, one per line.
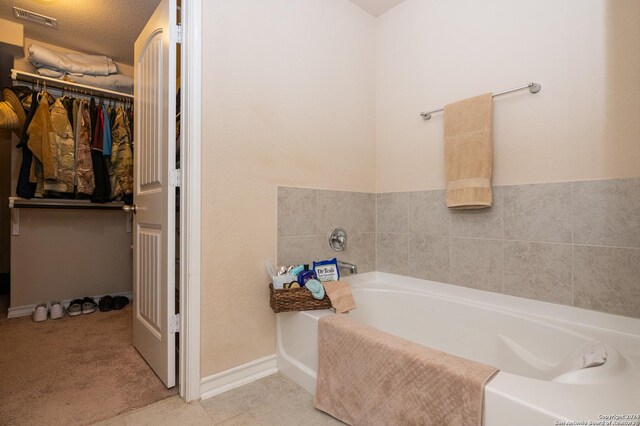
<box><xmin>314</xmin><ymin>315</ymin><xmax>499</xmax><ymax>426</ymax></box>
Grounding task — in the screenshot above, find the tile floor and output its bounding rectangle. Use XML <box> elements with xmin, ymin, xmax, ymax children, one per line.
<box><xmin>93</xmin><ymin>373</ymin><xmax>344</xmax><ymax>425</ymax></box>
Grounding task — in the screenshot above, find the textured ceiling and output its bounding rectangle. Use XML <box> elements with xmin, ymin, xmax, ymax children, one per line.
<box><xmin>0</xmin><ymin>0</ymin><xmax>161</xmax><ymax>65</ymax></box>
<box><xmin>348</xmin><ymin>0</ymin><xmax>405</xmax><ymax>17</ymax></box>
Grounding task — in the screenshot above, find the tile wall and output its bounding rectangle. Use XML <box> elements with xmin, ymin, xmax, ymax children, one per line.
<box><xmin>277</xmin><ymin>177</ymin><xmax>640</xmax><ymax>318</ymax></box>
<box><xmin>277</xmin><ymin>187</ymin><xmax>376</xmax><ymax>273</ymax></box>
<box><xmin>376</xmin><ymin>177</ymin><xmax>640</xmax><ymax>319</ymax></box>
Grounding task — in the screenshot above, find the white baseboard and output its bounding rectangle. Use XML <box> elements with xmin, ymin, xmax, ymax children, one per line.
<box><xmin>7</xmin><ymin>291</ymin><xmax>133</xmax><ymax>319</ymax></box>
<box><xmin>199</xmin><ymin>354</ymin><xmax>278</xmax><ymax>400</ymax></box>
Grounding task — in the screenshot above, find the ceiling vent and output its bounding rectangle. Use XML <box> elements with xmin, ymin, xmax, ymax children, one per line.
<box><xmin>13</xmin><ymin>7</ymin><xmax>57</xmax><ymax>28</ymax></box>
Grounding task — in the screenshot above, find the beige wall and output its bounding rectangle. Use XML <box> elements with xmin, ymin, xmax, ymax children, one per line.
<box><xmin>0</xmin><ymin>18</ymin><xmax>23</xmax><ymax>54</ymax></box>
<box><xmin>11</xmin><ymin>209</ymin><xmax>132</xmax><ymax>308</ymax></box>
<box><xmin>200</xmin><ymin>0</ymin><xmax>376</xmax><ymax>376</ymax></box>
<box><xmin>376</xmin><ymin>0</ymin><xmax>640</xmax><ymax>192</ymax></box>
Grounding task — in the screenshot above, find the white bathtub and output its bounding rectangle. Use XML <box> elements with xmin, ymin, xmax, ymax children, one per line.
<box><xmin>276</xmin><ymin>272</ymin><xmax>640</xmax><ymax>426</ymax></box>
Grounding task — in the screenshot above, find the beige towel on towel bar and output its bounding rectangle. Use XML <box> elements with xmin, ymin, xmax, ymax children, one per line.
<box><xmin>444</xmin><ymin>93</ymin><xmax>493</xmax><ymax>209</ymax></box>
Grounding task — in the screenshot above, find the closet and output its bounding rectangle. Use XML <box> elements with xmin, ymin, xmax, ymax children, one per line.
<box><xmin>0</xmin><ymin>0</ymin><xmax>181</xmax><ymax>391</ymax></box>
<box><xmin>7</xmin><ymin>68</ymin><xmax>135</xmax><ymax>316</ymax></box>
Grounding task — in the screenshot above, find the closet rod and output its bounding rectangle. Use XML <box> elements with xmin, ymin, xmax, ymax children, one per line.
<box><xmin>420</xmin><ymin>82</ymin><xmax>542</xmax><ymax>120</ymax></box>
<box><xmin>10</xmin><ymin>69</ymin><xmax>134</xmax><ymax>101</ymax></box>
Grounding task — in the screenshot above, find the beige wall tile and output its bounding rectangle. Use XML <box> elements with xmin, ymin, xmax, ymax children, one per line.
<box><xmin>376</xmin><ymin>192</ymin><xmax>409</xmax><ymax>234</ymax></box>
<box><xmin>408</xmin><ymin>235</ymin><xmax>450</xmax><ymax>282</ymax></box>
<box><xmin>278</xmin><ymin>187</ymin><xmax>317</xmax><ymax>237</ymax></box>
<box><xmin>277</xmin><ymin>236</ymin><xmax>321</xmax><ymax>266</ymax></box>
<box><xmin>317</xmin><ymin>190</ymin><xmax>351</xmax><ymax>237</ymax></box>
<box><xmin>317</xmin><ymin>190</ymin><xmax>375</xmax><ymax>236</ymax></box>
<box><xmin>350</xmin><ymin>192</ymin><xmax>376</xmax><ymax>233</ymax></box>
<box><xmin>408</xmin><ymin>190</ymin><xmax>450</xmax><ymax>236</ymax></box>
<box><xmin>574</xmin><ymin>245</ymin><xmax>640</xmax><ymax>318</ymax></box>
<box><xmin>314</xmin><ymin>232</ymin><xmax>375</xmax><ymax>275</ymax></box>
<box><xmin>573</xmin><ymin>178</ymin><xmax>640</xmax><ymax>248</ymax></box>
<box><xmin>450</xmin><ymin>238</ymin><xmax>503</xmax><ymax>293</ymax></box>
<box><xmin>504</xmin><ymin>183</ymin><xmax>572</xmax><ymax>243</ymax></box>
<box><xmin>376</xmin><ymin>233</ymin><xmax>408</xmax><ymax>275</ymax></box>
<box><xmin>504</xmin><ymin>241</ymin><xmax>573</xmax><ymax>304</ymax></box>
<box><xmin>450</xmin><ymin>187</ymin><xmax>504</xmax><ymax>239</ymax></box>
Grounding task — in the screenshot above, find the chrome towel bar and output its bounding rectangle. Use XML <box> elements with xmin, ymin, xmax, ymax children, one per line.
<box><xmin>420</xmin><ymin>82</ymin><xmax>542</xmax><ymax>120</ymax></box>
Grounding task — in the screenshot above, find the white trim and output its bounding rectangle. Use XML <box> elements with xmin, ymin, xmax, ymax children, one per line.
<box><xmin>7</xmin><ymin>291</ymin><xmax>133</xmax><ymax>319</ymax></box>
<box><xmin>199</xmin><ymin>355</ymin><xmax>278</xmax><ymax>401</ymax></box>
<box><xmin>179</xmin><ymin>0</ymin><xmax>202</xmax><ymax>402</ymax></box>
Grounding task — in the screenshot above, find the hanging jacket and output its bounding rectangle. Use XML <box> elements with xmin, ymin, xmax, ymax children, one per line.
<box><xmin>102</xmin><ymin>106</ymin><xmax>116</xmax><ymax>199</ymax></box>
<box><xmin>102</xmin><ymin>105</ymin><xmax>112</xmax><ymax>156</ymax></box>
<box><xmin>27</xmin><ymin>94</ymin><xmax>57</xmax><ymax>182</ymax></box>
<box><xmin>75</xmin><ymin>100</ymin><xmax>95</xmax><ymax>196</ymax></box>
<box><xmin>109</xmin><ymin>106</ymin><xmax>116</xmax><ymax>130</ymax></box>
<box><xmin>90</xmin><ymin>105</ymin><xmax>111</xmax><ymax>203</ymax></box>
<box><xmin>16</xmin><ymin>90</ymin><xmax>38</xmax><ymax>199</ymax></box>
<box><xmin>110</xmin><ymin>106</ymin><xmax>133</xmax><ymax>199</ymax></box>
<box><xmin>48</xmin><ymin>98</ymin><xmax>76</xmax><ymax>194</ymax></box>
<box><xmin>62</xmin><ymin>96</ymin><xmax>75</xmax><ymax>129</ymax></box>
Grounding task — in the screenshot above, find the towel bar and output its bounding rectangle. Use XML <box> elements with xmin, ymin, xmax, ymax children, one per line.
<box><xmin>420</xmin><ymin>82</ymin><xmax>542</xmax><ymax>120</ymax></box>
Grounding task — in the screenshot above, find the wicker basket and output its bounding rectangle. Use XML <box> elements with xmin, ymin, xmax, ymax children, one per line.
<box><xmin>269</xmin><ymin>284</ymin><xmax>332</xmax><ymax>313</ymax></box>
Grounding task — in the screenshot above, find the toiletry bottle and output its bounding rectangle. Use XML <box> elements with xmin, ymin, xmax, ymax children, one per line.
<box><xmin>297</xmin><ymin>264</ymin><xmax>316</xmax><ymax>287</ymax></box>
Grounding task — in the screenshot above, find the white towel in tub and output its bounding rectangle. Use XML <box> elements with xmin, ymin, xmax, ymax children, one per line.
<box><xmin>579</xmin><ymin>341</ymin><xmax>607</xmax><ymax>368</ymax></box>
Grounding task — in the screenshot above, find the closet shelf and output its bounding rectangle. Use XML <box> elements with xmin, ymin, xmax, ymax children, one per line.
<box><xmin>10</xmin><ymin>69</ymin><xmax>134</xmax><ymax>101</ymax></box>
<box><xmin>9</xmin><ymin>197</ymin><xmax>125</xmax><ymax>211</ymax></box>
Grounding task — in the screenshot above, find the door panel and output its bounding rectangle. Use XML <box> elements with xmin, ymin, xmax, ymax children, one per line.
<box><xmin>133</xmin><ymin>0</ymin><xmax>177</xmax><ymax>388</ymax></box>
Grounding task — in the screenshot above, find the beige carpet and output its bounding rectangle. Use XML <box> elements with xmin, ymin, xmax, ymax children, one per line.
<box><xmin>0</xmin><ymin>305</ymin><xmax>177</xmax><ymax>426</ymax></box>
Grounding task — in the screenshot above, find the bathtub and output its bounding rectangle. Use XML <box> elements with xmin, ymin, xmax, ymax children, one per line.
<box><xmin>276</xmin><ymin>272</ymin><xmax>640</xmax><ymax>426</ymax></box>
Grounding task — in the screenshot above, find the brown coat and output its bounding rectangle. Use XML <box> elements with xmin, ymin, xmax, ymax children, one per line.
<box><xmin>27</xmin><ymin>94</ymin><xmax>57</xmax><ymax>182</ymax></box>
<box><xmin>48</xmin><ymin>99</ymin><xmax>75</xmax><ymax>193</ymax></box>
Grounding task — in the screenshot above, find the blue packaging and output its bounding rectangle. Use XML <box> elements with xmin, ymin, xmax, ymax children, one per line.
<box><xmin>313</xmin><ymin>258</ymin><xmax>340</xmax><ymax>282</ymax></box>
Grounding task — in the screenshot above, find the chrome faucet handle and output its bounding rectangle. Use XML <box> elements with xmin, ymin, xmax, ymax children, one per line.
<box><xmin>328</xmin><ymin>227</ymin><xmax>347</xmax><ymax>252</ymax></box>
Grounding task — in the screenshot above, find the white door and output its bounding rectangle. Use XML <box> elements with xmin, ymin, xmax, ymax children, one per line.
<box><xmin>131</xmin><ymin>0</ymin><xmax>178</xmax><ymax>388</ymax></box>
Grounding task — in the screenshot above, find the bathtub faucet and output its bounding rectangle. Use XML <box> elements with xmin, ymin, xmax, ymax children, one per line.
<box><xmin>337</xmin><ymin>260</ymin><xmax>358</xmax><ymax>275</ymax></box>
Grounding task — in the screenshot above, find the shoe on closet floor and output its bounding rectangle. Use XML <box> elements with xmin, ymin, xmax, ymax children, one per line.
<box><xmin>32</xmin><ymin>303</ymin><xmax>48</xmax><ymax>322</ymax></box>
<box><xmin>82</xmin><ymin>297</ymin><xmax>97</xmax><ymax>314</ymax></box>
<box><xmin>49</xmin><ymin>301</ymin><xmax>65</xmax><ymax>319</ymax></box>
<box><xmin>112</xmin><ymin>296</ymin><xmax>129</xmax><ymax>310</ymax></box>
<box><xmin>99</xmin><ymin>295</ymin><xmax>113</xmax><ymax>312</ymax></box>
<box><xmin>67</xmin><ymin>299</ymin><xmax>83</xmax><ymax>316</ymax></box>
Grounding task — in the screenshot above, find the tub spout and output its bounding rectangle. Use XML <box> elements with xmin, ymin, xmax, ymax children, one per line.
<box><xmin>338</xmin><ymin>261</ymin><xmax>358</xmax><ymax>275</ymax></box>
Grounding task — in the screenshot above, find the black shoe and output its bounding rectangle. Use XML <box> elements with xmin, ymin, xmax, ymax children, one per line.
<box><xmin>81</xmin><ymin>297</ymin><xmax>97</xmax><ymax>315</ymax></box>
<box><xmin>112</xmin><ymin>296</ymin><xmax>130</xmax><ymax>310</ymax></box>
<box><xmin>67</xmin><ymin>299</ymin><xmax>83</xmax><ymax>316</ymax></box>
<box><xmin>99</xmin><ymin>296</ymin><xmax>113</xmax><ymax>312</ymax></box>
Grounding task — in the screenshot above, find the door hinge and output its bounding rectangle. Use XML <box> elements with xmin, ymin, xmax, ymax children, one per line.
<box><xmin>169</xmin><ymin>314</ymin><xmax>181</xmax><ymax>333</ymax></box>
<box><xmin>172</xmin><ymin>24</ymin><xmax>182</xmax><ymax>44</ymax></box>
<box><xmin>170</xmin><ymin>169</ymin><xmax>181</xmax><ymax>187</ymax></box>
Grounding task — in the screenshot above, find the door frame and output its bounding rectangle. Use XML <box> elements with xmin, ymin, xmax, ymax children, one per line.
<box><xmin>179</xmin><ymin>0</ymin><xmax>202</xmax><ymax>402</ymax></box>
